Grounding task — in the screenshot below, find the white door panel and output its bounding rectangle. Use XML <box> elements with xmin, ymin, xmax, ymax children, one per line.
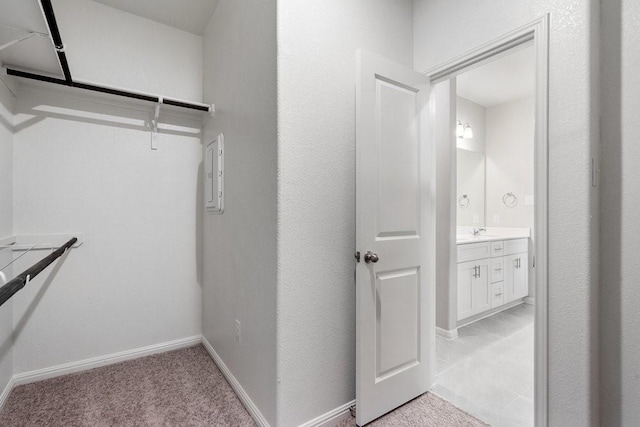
<box><xmin>356</xmin><ymin>49</ymin><xmax>434</xmax><ymax>426</ymax></box>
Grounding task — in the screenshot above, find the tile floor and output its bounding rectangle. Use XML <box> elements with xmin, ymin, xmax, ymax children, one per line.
<box><xmin>433</xmin><ymin>303</ymin><xmax>534</xmax><ymax>427</ymax></box>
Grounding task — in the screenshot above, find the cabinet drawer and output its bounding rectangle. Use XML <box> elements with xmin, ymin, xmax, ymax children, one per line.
<box><xmin>490</xmin><ymin>241</ymin><xmax>504</xmax><ymax>257</ymax></box>
<box><xmin>457</xmin><ymin>242</ymin><xmax>490</xmax><ymax>263</ymax></box>
<box><xmin>503</xmin><ymin>238</ymin><xmax>528</xmax><ymax>256</ymax></box>
<box><xmin>491</xmin><ymin>283</ymin><xmax>505</xmax><ymax>308</ymax></box>
<box><xmin>491</xmin><ymin>258</ymin><xmax>504</xmax><ymax>283</ymax></box>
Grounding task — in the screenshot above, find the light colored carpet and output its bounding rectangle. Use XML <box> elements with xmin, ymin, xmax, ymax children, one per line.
<box><xmin>0</xmin><ymin>345</ymin><xmax>486</xmax><ymax>426</ymax></box>
<box><xmin>336</xmin><ymin>393</ymin><xmax>488</xmax><ymax>427</ymax></box>
<box><xmin>0</xmin><ymin>345</ymin><xmax>256</xmax><ymax>426</ymax></box>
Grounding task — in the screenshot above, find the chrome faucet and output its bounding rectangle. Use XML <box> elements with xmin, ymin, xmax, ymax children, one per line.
<box><xmin>472</xmin><ymin>227</ymin><xmax>486</xmax><ymax>236</ymax></box>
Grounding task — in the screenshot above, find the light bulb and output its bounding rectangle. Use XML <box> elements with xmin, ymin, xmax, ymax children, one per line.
<box><xmin>456</xmin><ymin>120</ymin><xmax>464</xmax><ymax>138</ymax></box>
<box><xmin>463</xmin><ymin>124</ymin><xmax>473</xmax><ymax>139</ymax></box>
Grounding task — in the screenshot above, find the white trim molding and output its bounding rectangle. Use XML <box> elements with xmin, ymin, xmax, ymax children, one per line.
<box><xmin>524</xmin><ymin>297</ymin><xmax>536</xmax><ymax>305</ymax></box>
<box><xmin>298</xmin><ymin>400</ymin><xmax>356</xmax><ymax>427</ymax></box>
<box><xmin>13</xmin><ymin>335</ymin><xmax>202</xmax><ymax>386</ymax></box>
<box><xmin>0</xmin><ymin>375</ymin><xmax>15</xmax><ymax>412</ymax></box>
<box><xmin>436</xmin><ymin>327</ymin><xmax>458</xmax><ymax>340</ymax></box>
<box><xmin>201</xmin><ymin>336</ymin><xmax>270</xmax><ymax>427</ymax></box>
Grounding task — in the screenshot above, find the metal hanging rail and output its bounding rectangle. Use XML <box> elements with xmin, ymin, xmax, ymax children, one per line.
<box><xmin>38</xmin><ymin>0</ymin><xmax>72</xmax><ymax>82</ymax></box>
<box><xmin>4</xmin><ymin>0</ymin><xmax>211</xmax><ymax>114</ymax></box>
<box><xmin>0</xmin><ymin>237</ymin><xmax>77</xmax><ymax>307</ymax></box>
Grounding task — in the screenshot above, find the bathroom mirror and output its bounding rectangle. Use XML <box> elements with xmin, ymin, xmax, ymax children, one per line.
<box><xmin>457</xmin><ymin>148</ymin><xmax>485</xmax><ymax>226</ymax></box>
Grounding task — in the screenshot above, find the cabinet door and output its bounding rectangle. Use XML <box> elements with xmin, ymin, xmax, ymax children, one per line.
<box><xmin>457</xmin><ymin>259</ymin><xmax>491</xmax><ymax>320</ymax></box>
<box><xmin>473</xmin><ymin>261</ymin><xmax>491</xmax><ymax>314</ymax></box>
<box><xmin>514</xmin><ymin>254</ymin><xmax>529</xmax><ymax>299</ymax></box>
<box><xmin>457</xmin><ymin>262</ymin><xmax>474</xmax><ymax>321</ymax></box>
<box><xmin>504</xmin><ymin>253</ymin><xmax>528</xmax><ymax>303</ymax></box>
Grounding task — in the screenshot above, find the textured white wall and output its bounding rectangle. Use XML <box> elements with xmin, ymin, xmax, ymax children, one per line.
<box><xmin>434</xmin><ymin>80</ymin><xmax>458</xmax><ymax>332</ymax></box>
<box><xmin>276</xmin><ymin>1</ymin><xmax>413</xmax><ymax>425</ymax></box>
<box><xmin>10</xmin><ymin>4</ymin><xmax>204</xmax><ymax>374</ymax></box>
<box><xmin>600</xmin><ymin>0</ymin><xmax>640</xmax><ymax>424</ymax></box>
<box><xmin>414</xmin><ymin>1</ymin><xmax>600</xmax><ymax>425</ymax></box>
<box><xmin>202</xmin><ymin>0</ymin><xmax>278</xmax><ymax>425</ymax></box>
<box><xmin>53</xmin><ymin>0</ymin><xmax>203</xmax><ymax>101</ymax></box>
<box><xmin>0</xmin><ymin>82</ymin><xmax>13</xmax><ymax>240</ymax></box>
<box><xmin>0</xmin><ymin>79</ymin><xmax>14</xmax><ymax>401</ymax></box>
<box><xmin>12</xmin><ymin>90</ymin><xmax>203</xmax><ymax>374</ymax></box>
<box><xmin>485</xmin><ymin>97</ymin><xmax>534</xmax><ymax>229</ymax></box>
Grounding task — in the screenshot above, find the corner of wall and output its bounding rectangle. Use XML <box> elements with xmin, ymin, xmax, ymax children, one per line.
<box><xmin>202</xmin><ymin>0</ymin><xmax>278</xmax><ymax>425</ymax></box>
<box><xmin>0</xmin><ymin>73</ymin><xmax>16</xmax><ymax>410</ymax></box>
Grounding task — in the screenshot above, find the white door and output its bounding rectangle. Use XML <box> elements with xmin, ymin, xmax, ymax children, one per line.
<box><xmin>355</xmin><ymin>50</ymin><xmax>434</xmax><ymax>426</ymax></box>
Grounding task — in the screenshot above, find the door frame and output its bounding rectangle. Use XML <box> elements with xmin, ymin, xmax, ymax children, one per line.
<box><xmin>423</xmin><ymin>15</ymin><xmax>550</xmax><ymax>427</ymax></box>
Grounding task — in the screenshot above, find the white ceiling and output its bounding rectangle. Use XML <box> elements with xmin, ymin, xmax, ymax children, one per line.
<box><xmin>457</xmin><ymin>45</ymin><xmax>535</xmax><ymax>108</ymax></box>
<box><xmin>91</xmin><ymin>0</ymin><xmax>219</xmax><ymax>35</ymax></box>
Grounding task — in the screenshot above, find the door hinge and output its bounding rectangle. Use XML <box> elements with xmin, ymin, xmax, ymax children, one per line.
<box><xmin>354</xmin><ymin>251</ymin><xmax>361</xmax><ymax>263</ymax></box>
<box><xmin>349</xmin><ymin>405</ymin><xmax>356</xmax><ymax>418</ymax></box>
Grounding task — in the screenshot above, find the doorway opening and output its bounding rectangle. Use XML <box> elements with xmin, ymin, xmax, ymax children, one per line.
<box><xmin>426</xmin><ymin>16</ymin><xmax>549</xmax><ymax>427</ymax></box>
<box><xmin>353</xmin><ymin>16</ymin><xmax>548</xmax><ymax>427</ymax></box>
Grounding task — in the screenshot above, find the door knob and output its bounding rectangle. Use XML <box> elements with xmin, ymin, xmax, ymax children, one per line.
<box><xmin>364</xmin><ymin>251</ymin><xmax>379</xmax><ymax>264</ymax></box>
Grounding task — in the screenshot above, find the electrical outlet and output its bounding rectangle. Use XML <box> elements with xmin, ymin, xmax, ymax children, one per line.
<box><xmin>235</xmin><ymin>319</ymin><xmax>241</xmax><ymax>343</ymax></box>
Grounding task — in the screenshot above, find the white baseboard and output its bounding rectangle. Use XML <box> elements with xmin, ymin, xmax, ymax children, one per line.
<box><xmin>457</xmin><ymin>299</ymin><xmax>525</xmax><ymax>328</ymax></box>
<box><xmin>13</xmin><ymin>335</ymin><xmax>202</xmax><ymax>386</ymax></box>
<box><xmin>524</xmin><ymin>297</ymin><xmax>535</xmax><ymax>305</ymax></box>
<box><xmin>436</xmin><ymin>327</ymin><xmax>458</xmax><ymax>340</ymax></box>
<box><xmin>298</xmin><ymin>400</ymin><xmax>356</xmax><ymax>427</ymax></box>
<box><xmin>0</xmin><ymin>375</ymin><xmax>15</xmax><ymax>412</ymax></box>
<box><xmin>201</xmin><ymin>336</ymin><xmax>270</xmax><ymax>427</ymax></box>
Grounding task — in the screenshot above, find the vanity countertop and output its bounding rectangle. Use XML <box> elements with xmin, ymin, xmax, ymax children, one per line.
<box><xmin>456</xmin><ymin>233</ymin><xmax>530</xmax><ymax>245</ymax></box>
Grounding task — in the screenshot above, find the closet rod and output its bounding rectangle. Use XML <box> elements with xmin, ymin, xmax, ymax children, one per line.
<box><xmin>6</xmin><ymin>68</ymin><xmax>212</xmax><ymax>113</ymax></box>
<box><xmin>6</xmin><ymin>0</ymin><xmax>211</xmax><ymax>114</ymax></box>
<box><xmin>0</xmin><ymin>237</ymin><xmax>77</xmax><ymax>308</ymax></box>
<box><xmin>6</xmin><ymin>68</ymin><xmax>211</xmax><ymax>112</ymax></box>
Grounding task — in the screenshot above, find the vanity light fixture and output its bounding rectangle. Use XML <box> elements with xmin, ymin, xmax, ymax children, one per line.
<box><xmin>456</xmin><ymin>120</ymin><xmax>473</xmax><ymax>139</ymax></box>
<box><xmin>463</xmin><ymin>123</ymin><xmax>473</xmax><ymax>139</ymax></box>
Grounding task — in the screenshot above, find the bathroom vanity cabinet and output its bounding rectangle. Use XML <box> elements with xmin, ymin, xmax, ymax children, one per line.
<box><xmin>457</xmin><ymin>238</ymin><xmax>529</xmax><ymax>321</ymax></box>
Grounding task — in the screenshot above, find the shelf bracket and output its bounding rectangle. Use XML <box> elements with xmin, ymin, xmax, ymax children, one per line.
<box><xmin>0</xmin><ymin>31</ymin><xmax>48</xmax><ymax>53</ymax></box>
<box><xmin>151</xmin><ymin>98</ymin><xmax>162</xmax><ymax>150</ymax></box>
